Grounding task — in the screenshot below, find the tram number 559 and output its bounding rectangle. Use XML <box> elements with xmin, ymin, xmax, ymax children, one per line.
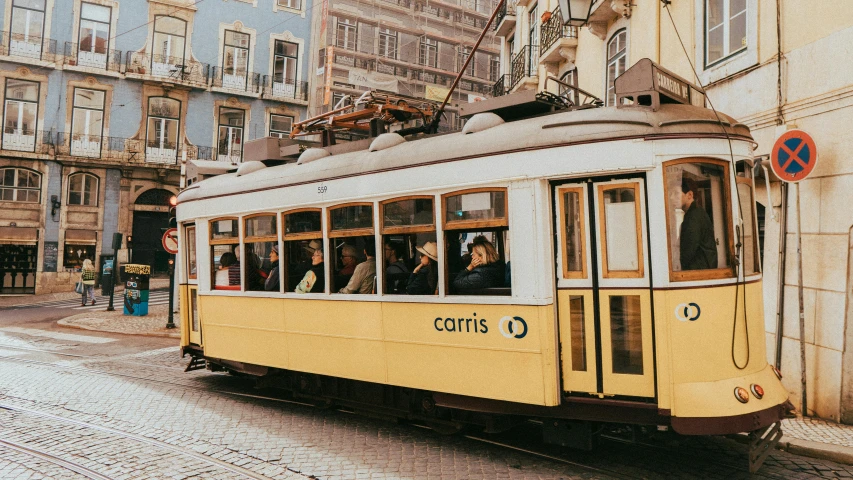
<box><xmin>317</xmin><ymin>185</ymin><xmax>327</xmax><ymax>194</ymax></box>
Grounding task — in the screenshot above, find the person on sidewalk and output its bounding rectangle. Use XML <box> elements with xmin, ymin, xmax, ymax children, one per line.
<box><xmin>81</xmin><ymin>258</ymin><xmax>96</xmax><ymax>306</ymax></box>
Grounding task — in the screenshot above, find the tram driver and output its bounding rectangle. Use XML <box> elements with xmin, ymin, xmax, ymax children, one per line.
<box><xmin>677</xmin><ymin>177</ymin><xmax>718</xmax><ymax>270</ymax></box>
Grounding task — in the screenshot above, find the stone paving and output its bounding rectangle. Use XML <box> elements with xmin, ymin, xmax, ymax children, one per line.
<box><xmin>784</xmin><ymin>417</ymin><xmax>853</xmax><ymax>449</ymax></box>
<box><xmin>58</xmin><ymin>303</ymin><xmax>181</xmax><ymax>339</ymax></box>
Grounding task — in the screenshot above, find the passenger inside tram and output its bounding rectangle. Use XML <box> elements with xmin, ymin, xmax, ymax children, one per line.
<box><xmin>384</xmin><ymin>241</ymin><xmax>410</xmax><ymax>294</ymax></box>
<box><xmin>407</xmin><ymin>241</ymin><xmax>438</xmax><ymax>295</ymax></box>
<box><xmin>335</xmin><ymin>244</ymin><xmax>360</xmax><ymax>288</ymax></box>
<box><xmin>295</xmin><ymin>247</ymin><xmax>325</xmax><ymax>293</ymax></box>
<box><xmin>264</xmin><ymin>245</ymin><xmax>280</xmax><ymax>291</ymax></box>
<box><xmin>452</xmin><ymin>238</ymin><xmax>506</xmax><ymax>292</ymax></box>
<box><xmin>339</xmin><ymin>242</ymin><xmax>376</xmax><ymax>294</ymax></box>
<box><xmin>215</xmin><ymin>252</ymin><xmax>236</xmax><ymax>288</ymax></box>
<box><xmin>677</xmin><ymin>177</ymin><xmax>718</xmax><ymax>270</ymax></box>
<box><xmin>286</xmin><ymin>239</ymin><xmax>320</xmax><ymax>290</ymax></box>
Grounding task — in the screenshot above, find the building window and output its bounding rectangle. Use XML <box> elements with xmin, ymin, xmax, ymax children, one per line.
<box><xmin>145</xmin><ymin>96</ymin><xmax>180</xmax><ymax>164</ymax></box>
<box><xmin>458</xmin><ymin>46</ymin><xmax>474</xmax><ymax>77</ymax></box>
<box><xmin>2</xmin><ymin>78</ymin><xmax>39</xmax><ymax>152</ymax></box>
<box><xmin>336</xmin><ymin>18</ymin><xmax>357</xmax><ymax>51</ymax></box>
<box><xmin>606</xmin><ymin>29</ymin><xmax>627</xmax><ymax>107</ymax></box>
<box><xmin>151</xmin><ymin>16</ymin><xmax>187</xmax><ymax>77</ymax></box>
<box><xmin>560</xmin><ymin>67</ymin><xmax>578</xmax><ymax>105</ymax></box>
<box><xmin>273</xmin><ymin>40</ymin><xmax>298</xmax><ymax>96</ymax></box>
<box><xmin>705</xmin><ymin>0</ymin><xmax>747</xmax><ymax>66</ymax></box>
<box><xmin>67</xmin><ymin>172</ymin><xmax>98</xmax><ymax>206</ymax></box>
<box><xmin>77</xmin><ymin>2</ymin><xmax>111</xmax><ymax>68</ymax></box>
<box><xmin>269</xmin><ymin>114</ymin><xmax>293</xmax><ymax>138</ymax></box>
<box><xmin>70</xmin><ymin>88</ymin><xmax>105</xmax><ymax>158</ymax></box>
<box><xmin>277</xmin><ymin>0</ymin><xmax>301</xmax><ymax>9</ymax></box>
<box><xmin>528</xmin><ymin>4</ymin><xmax>539</xmax><ymax>48</ymax></box>
<box><xmin>328</xmin><ymin>204</ymin><xmax>376</xmax><ymax>295</ymax></box>
<box><xmin>222</xmin><ymin>30</ymin><xmax>250</xmax><ymax>89</ymax></box>
<box><xmin>378</xmin><ymin>28</ymin><xmax>398</xmax><ymax>59</ymax></box>
<box><xmin>0</xmin><ymin>167</ymin><xmax>41</xmax><ymax>203</ymax></box>
<box><xmin>489</xmin><ymin>55</ymin><xmax>500</xmax><ymax>81</ymax></box>
<box><xmin>218</xmin><ymin>107</ymin><xmax>244</xmax><ymax>164</ymax></box>
<box><xmin>419</xmin><ymin>37</ymin><xmax>438</xmax><ymax>68</ymax></box>
<box><xmin>9</xmin><ymin>0</ymin><xmax>46</xmax><ymax>58</ymax></box>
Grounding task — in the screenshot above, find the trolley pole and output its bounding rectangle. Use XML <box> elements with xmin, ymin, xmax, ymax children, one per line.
<box><xmin>796</xmin><ymin>183</ymin><xmax>808</xmax><ymax>416</ymax></box>
<box><xmin>166</xmin><ymin>255</ymin><xmax>176</xmax><ymax>329</ymax></box>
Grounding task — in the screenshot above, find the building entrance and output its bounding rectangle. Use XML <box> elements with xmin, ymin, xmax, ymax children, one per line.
<box><xmin>131</xmin><ymin>189</ymin><xmax>174</xmax><ymax>274</ymax></box>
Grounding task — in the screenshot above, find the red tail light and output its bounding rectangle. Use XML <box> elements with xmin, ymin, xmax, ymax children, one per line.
<box><xmin>734</xmin><ymin>387</ymin><xmax>750</xmax><ymax>404</ymax></box>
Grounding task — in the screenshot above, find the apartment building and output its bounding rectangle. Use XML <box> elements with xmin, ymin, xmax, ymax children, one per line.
<box><xmin>0</xmin><ymin>0</ymin><xmax>312</xmax><ymax>294</ymax></box>
<box><xmin>307</xmin><ymin>0</ymin><xmax>502</xmax><ymax>133</ymax></box>
<box><xmin>492</xmin><ymin>0</ymin><xmax>853</xmax><ymax>423</ymax></box>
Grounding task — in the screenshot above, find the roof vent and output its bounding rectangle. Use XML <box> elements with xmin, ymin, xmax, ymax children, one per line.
<box><xmin>462</xmin><ymin>112</ymin><xmax>504</xmax><ymax>134</ymax></box>
<box><xmin>235</xmin><ymin>161</ymin><xmax>266</xmax><ymax>177</ymax></box>
<box><xmin>297</xmin><ymin>147</ymin><xmax>330</xmax><ymax>165</ymax></box>
<box><xmin>368</xmin><ymin>132</ymin><xmax>406</xmax><ymax>152</ymax></box>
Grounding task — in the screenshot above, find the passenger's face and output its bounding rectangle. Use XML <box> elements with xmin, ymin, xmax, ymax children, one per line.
<box><xmin>312</xmin><ymin>250</ymin><xmax>323</xmax><ymax>265</ymax></box>
<box><xmin>270</xmin><ymin>251</ymin><xmax>278</xmax><ymax>262</ymax></box>
<box><xmin>420</xmin><ymin>254</ymin><xmax>430</xmax><ymax>267</ymax></box>
<box><xmin>384</xmin><ymin>246</ymin><xmax>394</xmax><ymax>261</ymax></box>
<box><xmin>342</xmin><ymin>253</ymin><xmax>355</xmax><ymax>266</ymax></box>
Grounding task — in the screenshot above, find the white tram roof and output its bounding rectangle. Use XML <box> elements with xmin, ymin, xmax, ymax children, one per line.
<box><xmin>178</xmin><ymin>104</ymin><xmax>751</xmax><ymax>204</ymax></box>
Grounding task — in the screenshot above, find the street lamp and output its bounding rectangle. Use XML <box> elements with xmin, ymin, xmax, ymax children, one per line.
<box><xmin>557</xmin><ymin>0</ymin><xmax>594</xmax><ymax>26</ymax></box>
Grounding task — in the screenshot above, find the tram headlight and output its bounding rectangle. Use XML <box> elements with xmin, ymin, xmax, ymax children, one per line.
<box><xmin>771</xmin><ymin>365</ymin><xmax>783</xmax><ymax>380</ymax></box>
<box><xmin>750</xmin><ymin>384</ymin><xmax>765</xmax><ymax>400</ymax></box>
<box><xmin>734</xmin><ymin>387</ymin><xmax>750</xmax><ymax>404</ymax></box>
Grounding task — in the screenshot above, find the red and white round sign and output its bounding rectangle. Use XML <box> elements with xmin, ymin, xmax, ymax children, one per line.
<box><xmin>162</xmin><ymin>228</ymin><xmax>178</xmax><ymax>254</ymax></box>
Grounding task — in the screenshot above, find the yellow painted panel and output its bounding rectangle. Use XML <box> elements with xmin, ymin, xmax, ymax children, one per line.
<box><xmin>201</xmin><ymin>296</ymin><xmax>286</xmax><ymax>331</ymax></box>
<box><xmin>179</xmin><ymin>285</ymin><xmax>189</xmax><ymax>347</ymax></box>
<box><xmin>381</xmin><ymin>302</ymin><xmax>543</xmax><ymax>351</ymax></box>
<box><xmin>285</xmin><ymin>299</ymin><xmax>383</xmax><ymax>339</ymax></box>
<box><xmin>385</xmin><ymin>342</ymin><xmax>546</xmax><ymax>405</ymax></box>
<box><xmin>204</xmin><ymin>324</ymin><xmax>289</xmax><ymax>369</ymax></box>
<box><xmin>653</xmin><ymin>291</ymin><xmax>673</xmax><ymax>410</ymax></box>
<box><xmin>665</xmin><ymin>282</ymin><xmax>767</xmax><ymax>385</ymax></box>
<box><xmin>672</xmin><ymin>365</ymin><xmax>788</xmax><ymax>418</ymax></box>
<box><xmin>287</xmin><ymin>334</ymin><xmax>386</xmax><ymax>383</ymax></box>
<box><xmin>557</xmin><ymin>290</ymin><xmax>597</xmax><ymax>394</ymax></box>
<box><xmin>599</xmin><ymin>290</ymin><xmax>655</xmax><ymax>398</ymax></box>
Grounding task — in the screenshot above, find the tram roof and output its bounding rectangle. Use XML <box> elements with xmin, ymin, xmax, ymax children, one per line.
<box><xmin>179</xmin><ymin>104</ymin><xmax>751</xmax><ymax>204</ymax></box>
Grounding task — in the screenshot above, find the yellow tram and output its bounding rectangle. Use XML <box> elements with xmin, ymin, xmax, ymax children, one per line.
<box><xmin>175</xmin><ymin>60</ymin><xmax>791</xmax><ymax>465</ymax></box>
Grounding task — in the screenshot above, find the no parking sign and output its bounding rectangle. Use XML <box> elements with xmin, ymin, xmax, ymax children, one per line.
<box><xmin>770</xmin><ymin>129</ymin><xmax>818</xmax><ymax>183</ymax></box>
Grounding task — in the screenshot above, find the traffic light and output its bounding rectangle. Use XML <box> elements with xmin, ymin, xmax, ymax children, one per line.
<box><xmin>168</xmin><ymin>195</ymin><xmax>177</xmax><ymax>228</ymax></box>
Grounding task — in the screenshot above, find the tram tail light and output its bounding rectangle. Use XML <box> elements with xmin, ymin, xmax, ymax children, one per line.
<box><xmin>734</xmin><ymin>387</ymin><xmax>750</xmax><ymax>404</ymax></box>
<box><xmin>750</xmin><ymin>384</ymin><xmax>764</xmax><ymax>400</ymax></box>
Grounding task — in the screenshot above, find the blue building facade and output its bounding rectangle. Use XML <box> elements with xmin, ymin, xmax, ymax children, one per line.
<box><xmin>0</xmin><ymin>0</ymin><xmax>313</xmax><ymax>293</ymax></box>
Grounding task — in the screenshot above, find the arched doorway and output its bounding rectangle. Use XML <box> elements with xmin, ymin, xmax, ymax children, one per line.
<box><xmin>132</xmin><ymin>188</ymin><xmax>173</xmax><ymax>274</ymax></box>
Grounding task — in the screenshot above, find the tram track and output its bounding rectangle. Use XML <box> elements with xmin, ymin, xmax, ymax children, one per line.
<box><xmin>0</xmin><ymin>437</ymin><xmax>113</xmax><ymax>480</ymax></box>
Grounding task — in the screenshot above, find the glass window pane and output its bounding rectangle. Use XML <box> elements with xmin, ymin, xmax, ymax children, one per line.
<box><xmin>155</xmin><ymin>16</ymin><xmax>186</xmax><ymax>35</ymax></box>
<box><xmin>445</xmin><ymin>191</ymin><xmax>505</xmax><ymax>223</ymax></box>
<box><xmin>602</xmin><ymin>187</ymin><xmax>639</xmax><ymax>272</ymax></box>
<box><xmin>731</xmin><ymin>0</ymin><xmax>746</xmax><ymax>14</ymax></box>
<box><xmin>25</xmin><ymin>170</ymin><xmax>39</xmax><ymax>188</ymax></box>
<box><xmin>212</xmin><ymin>244</ymin><xmax>239</xmax><ymax>289</ymax></box>
<box><xmin>284</xmin><ymin>210</ymin><xmax>321</xmax><ymax>234</ymax></box>
<box><xmin>562</xmin><ymin>190</ymin><xmax>584</xmax><ymax>273</ymax></box>
<box><xmin>2</xmin><ymin>169</ymin><xmax>14</xmax><ymax>186</ymax></box>
<box><xmin>81</xmin><ymin>3</ymin><xmax>110</xmax><ymax>22</ymax></box>
<box><xmin>69</xmin><ymin>173</ymin><xmax>82</xmax><ymax>193</ymax></box>
<box><xmin>11</xmin><ymin>8</ymin><xmax>44</xmax><ymax>40</ymax></box>
<box><xmin>383</xmin><ymin>232</ymin><xmax>435</xmax><ymax>294</ymax></box>
<box><xmin>74</xmin><ymin>89</ymin><xmax>105</xmax><ymax>109</ymax></box>
<box><xmin>6</xmin><ymin>79</ymin><xmax>39</xmax><ymax>102</ymax></box>
<box><xmin>225</xmin><ymin>30</ymin><xmax>250</xmax><ymax>48</ymax></box>
<box><xmin>245</xmin><ymin>215</ymin><xmax>276</xmax><ymax>237</ymax></box>
<box><xmin>331</xmin><ymin>205</ymin><xmax>373</xmax><ymax>231</ymax></box>
<box><xmin>148</xmin><ymin>97</ymin><xmax>180</xmax><ymax>118</ymax></box>
<box><xmin>737</xmin><ymin>182</ymin><xmax>758</xmax><ymax>274</ymax></box>
<box><xmin>610</xmin><ymin>295</ymin><xmax>643</xmax><ymax>375</ymax></box>
<box><xmin>69</xmin><ymin>191</ymin><xmax>82</xmax><ymax>205</ymax></box>
<box><xmin>190</xmin><ymin>289</ymin><xmax>199</xmax><ymax>331</ymax></box>
<box><xmin>219</xmin><ymin>108</ymin><xmax>244</xmax><ymax>126</ymax></box>
<box><xmin>570</xmin><ymin>295</ymin><xmax>586</xmax><ymax>371</ymax></box>
<box><xmin>211</xmin><ymin>219</ymin><xmax>238</xmax><ymax>240</ymax></box>
<box><xmin>15</xmin><ymin>0</ymin><xmax>46</xmax><ymax>9</ymax></box>
<box><xmin>666</xmin><ymin>162</ymin><xmax>730</xmax><ymax>272</ymax></box>
<box><xmin>245</xmin><ymin>241</ymin><xmax>277</xmax><ymax>291</ymax></box>
<box><xmin>383</xmin><ymin>198</ymin><xmax>434</xmax><ymax>228</ymax></box>
<box><xmin>187</xmin><ymin>227</ymin><xmax>197</xmax><ymax>279</ymax></box>
<box><xmin>706</xmin><ymin>0</ymin><xmax>724</xmax><ymax>27</ymax></box>
<box><xmin>270</xmin><ymin>115</ymin><xmax>293</xmax><ymax>133</ymax></box>
<box><xmin>331</xmin><ymin>235</ymin><xmax>376</xmax><ymax>294</ymax></box>
<box><xmin>729</xmin><ymin>12</ymin><xmax>747</xmax><ymax>53</ymax></box>
<box><xmin>286</xmin><ymin>238</ymin><xmax>325</xmax><ymax>292</ymax></box>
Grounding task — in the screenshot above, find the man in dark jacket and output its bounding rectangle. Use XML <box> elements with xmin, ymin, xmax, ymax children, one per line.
<box><xmin>264</xmin><ymin>245</ymin><xmax>280</xmax><ymax>291</ymax></box>
<box><xmin>679</xmin><ymin>177</ymin><xmax>718</xmax><ymax>270</ymax></box>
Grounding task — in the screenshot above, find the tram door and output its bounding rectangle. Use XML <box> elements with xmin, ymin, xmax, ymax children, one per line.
<box><xmin>554</xmin><ymin>179</ymin><xmax>655</xmax><ymax>398</ymax></box>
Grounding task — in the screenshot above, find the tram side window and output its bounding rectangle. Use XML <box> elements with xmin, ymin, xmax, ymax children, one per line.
<box><xmin>736</xmin><ymin>162</ymin><xmax>760</xmax><ymax>275</ymax></box>
<box><xmin>244</xmin><ymin>214</ymin><xmax>278</xmax><ymax>292</ymax></box>
<box><xmin>210</xmin><ymin>218</ymin><xmax>240</xmax><ymax>290</ymax></box>
<box><xmin>665</xmin><ymin>160</ymin><xmax>732</xmax><ymax>277</ymax></box>
<box><xmin>381</xmin><ymin>197</ymin><xmax>436</xmax><ymax>295</ymax></box>
<box><xmin>329</xmin><ymin>204</ymin><xmax>376</xmax><ymax>295</ymax></box>
<box><xmin>283</xmin><ymin>209</ymin><xmax>325</xmax><ymax>293</ymax></box>
<box><xmin>186</xmin><ymin>225</ymin><xmax>197</xmax><ymax>279</ymax></box>
<box><xmin>443</xmin><ymin>189</ymin><xmax>511</xmax><ymax>296</ymax></box>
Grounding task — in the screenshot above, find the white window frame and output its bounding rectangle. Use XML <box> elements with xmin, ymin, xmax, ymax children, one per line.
<box><xmin>70</xmin><ymin>87</ymin><xmax>105</xmax><ymax>158</ymax></box>
<box><xmin>269</xmin><ymin>114</ymin><xmax>293</xmax><ymax>138</ymax></box>
<box><xmin>277</xmin><ymin>0</ymin><xmax>301</xmax><ymax>10</ymax></box>
<box><xmin>458</xmin><ymin>46</ymin><xmax>474</xmax><ymax>77</ymax></box>
<box><xmin>9</xmin><ymin>0</ymin><xmax>47</xmax><ymax>58</ymax></box>
<box><xmin>217</xmin><ymin>107</ymin><xmax>245</xmax><ymax>163</ymax></box>
<box><xmin>78</xmin><ymin>2</ymin><xmax>111</xmax><ymax>66</ymax></box>
<box><xmin>378</xmin><ymin>28</ymin><xmax>397</xmax><ymax>59</ymax></box>
<box><xmin>605</xmin><ymin>29</ymin><xmax>627</xmax><ymax>107</ymax></box>
<box><xmin>2</xmin><ymin>78</ymin><xmax>39</xmax><ymax>153</ymax></box>
<box><xmin>0</xmin><ymin>167</ymin><xmax>41</xmax><ymax>203</ymax></box>
<box><xmin>336</xmin><ymin>18</ymin><xmax>357</xmax><ymax>51</ymax></box>
<box><xmin>419</xmin><ymin>37</ymin><xmax>438</xmax><ymax>68</ymax></box>
<box><xmin>694</xmin><ymin>0</ymin><xmax>757</xmax><ymax>85</ymax></box>
<box><xmin>704</xmin><ymin>0</ymin><xmax>747</xmax><ymax>68</ymax></box>
<box><xmin>67</xmin><ymin>172</ymin><xmax>99</xmax><ymax>206</ymax></box>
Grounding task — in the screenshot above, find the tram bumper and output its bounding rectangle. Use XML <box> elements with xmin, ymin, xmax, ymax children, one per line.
<box><xmin>671</xmin><ymin>400</ymin><xmax>793</xmax><ymax>435</ymax></box>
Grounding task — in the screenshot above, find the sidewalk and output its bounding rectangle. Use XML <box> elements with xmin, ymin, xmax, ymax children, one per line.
<box><xmin>58</xmin><ymin>302</ymin><xmax>181</xmax><ymax>339</ymax></box>
<box><xmin>0</xmin><ymin>277</ymin><xmax>171</xmax><ymax>307</ymax></box>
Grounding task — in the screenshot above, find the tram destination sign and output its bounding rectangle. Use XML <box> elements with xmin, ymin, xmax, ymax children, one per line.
<box><xmin>614</xmin><ymin>59</ymin><xmax>701</xmax><ymax>111</ymax></box>
<box><xmin>771</xmin><ymin>129</ymin><xmax>818</xmax><ymax>183</ymax></box>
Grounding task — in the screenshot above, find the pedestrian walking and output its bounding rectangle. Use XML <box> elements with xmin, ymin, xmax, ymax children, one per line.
<box><xmin>81</xmin><ymin>258</ymin><xmax>96</xmax><ymax>306</ymax></box>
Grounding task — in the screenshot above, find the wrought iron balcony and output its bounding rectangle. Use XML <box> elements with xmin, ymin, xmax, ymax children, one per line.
<box><xmin>540</xmin><ymin>10</ymin><xmax>578</xmax><ymax>62</ymax></box>
<box><xmin>216</xmin><ymin>143</ymin><xmax>242</xmax><ymax>164</ymax></box>
<box><xmin>211</xmin><ymin>66</ymin><xmax>261</xmax><ymax>95</ymax></box>
<box><xmin>510</xmin><ymin>44</ymin><xmax>537</xmax><ymax>91</ymax></box>
<box><xmin>1</xmin><ymin>128</ymin><xmax>41</xmax><ymax>153</ymax></box>
<box><xmin>492</xmin><ymin>74</ymin><xmax>509</xmax><ymax>97</ymax></box>
<box><xmin>494</xmin><ymin>0</ymin><xmax>517</xmax><ymax>37</ymax></box>
<box><xmin>125</xmin><ymin>52</ymin><xmax>211</xmax><ymax>87</ymax></box>
<box><xmin>261</xmin><ymin>76</ymin><xmax>309</xmax><ymax>101</ymax></box>
<box><xmin>0</xmin><ymin>31</ymin><xmax>58</xmax><ymax>63</ymax></box>
<box><xmin>63</xmin><ymin>42</ymin><xmax>122</xmax><ymax>72</ymax></box>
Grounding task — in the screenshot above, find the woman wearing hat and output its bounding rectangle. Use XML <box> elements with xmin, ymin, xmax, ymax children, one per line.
<box><xmin>264</xmin><ymin>245</ymin><xmax>280</xmax><ymax>291</ymax></box>
<box><xmin>407</xmin><ymin>241</ymin><xmax>438</xmax><ymax>295</ymax></box>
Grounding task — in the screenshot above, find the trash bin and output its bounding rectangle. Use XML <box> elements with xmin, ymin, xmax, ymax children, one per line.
<box><xmin>121</xmin><ymin>264</ymin><xmax>150</xmax><ymax>316</ymax></box>
<box><xmin>100</xmin><ymin>256</ymin><xmax>114</xmax><ymax>296</ymax></box>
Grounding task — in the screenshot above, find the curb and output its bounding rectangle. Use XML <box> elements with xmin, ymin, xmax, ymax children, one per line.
<box><xmin>778</xmin><ymin>437</ymin><xmax>853</xmax><ymax>465</ymax></box>
<box><xmin>57</xmin><ymin>319</ymin><xmax>181</xmax><ymax>339</ymax></box>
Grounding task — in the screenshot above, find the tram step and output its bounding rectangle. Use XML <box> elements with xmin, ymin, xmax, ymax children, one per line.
<box><xmin>185</xmin><ymin>356</ymin><xmax>207</xmax><ymax>372</ymax></box>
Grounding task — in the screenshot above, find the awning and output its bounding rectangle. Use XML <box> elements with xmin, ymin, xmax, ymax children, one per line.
<box><xmin>0</xmin><ymin>226</ymin><xmax>38</xmax><ymax>244</ymax></box>
<box><xmin>65</xmin><ymin>229</ymin><xmax>98</xmax><ymax>244</ymax></box>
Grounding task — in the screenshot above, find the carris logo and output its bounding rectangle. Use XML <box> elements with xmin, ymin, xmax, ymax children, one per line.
<box><xmin>498</xmin><ymin>316</ymin><xmax>527</xmax><ymax>339</ymax></box>
<box><xmin>675</xmin><ymin>303</ymin><xmax>701</xmax><ymax>322</ymax></box>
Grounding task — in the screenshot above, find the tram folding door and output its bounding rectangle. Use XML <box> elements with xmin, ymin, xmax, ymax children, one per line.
<box><xmin>554</xmin><ymin>179</ymin><xmax>655</xmax><ymax>398</ymax></box>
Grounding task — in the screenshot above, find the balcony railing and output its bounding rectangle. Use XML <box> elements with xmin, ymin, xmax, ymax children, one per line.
<box><xmin>210</xmin><ymin>66</ymin><xmax>261</xmax><ymax>95</ymax></box>
<box><xmin>63</xmin><ymin>42</ymin><xmax>122</xmax><ymax>73</ymax></box>
<box><xmin>492</xmin><ymin>74</ymin><xmax>509</xmax><ymax>97</ymax></box>
<box><xmin>125</xmin><ymin>52</ymin><xmax>210</xmax><ymax>87</ymax></box>
<box><xmin>216</xmin><ymin>143</ymin><xmax>242</xmax><ymax>164</ymax></box>
<box><xmin>540</xmin><ymin>10</ymin><xmax>578</xmax><ymax>56</ymax></box>
<box><xmin>510</xmin><ymin>44</ymin><xmax>537</xmax><ymax>90</ymax></box>
<box><xmin>261</xmin><ymin>76</ymin><xmax>309</xmax><ymax>101</ymax></box>
<box><xmin>379</xmin><ymin>0</ymin><xmax>412</xmax><ymax>7</ymax></box>
<box><xmin>0</xmin><ymin>31</ymin><xmax>58</xmax><ymax>62</ymax></box>
<box><xmin>376</xmin><ymin>62</ymin><xmax>409</xmax><ymax>77</ymax></box>
<box><xmin>495</xmin><ymin>0</ymin><xmax>517</xmax><ymax>30</ymax></box>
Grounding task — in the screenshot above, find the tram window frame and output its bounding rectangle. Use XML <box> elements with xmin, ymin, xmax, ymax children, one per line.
<box><xmin>735</xmin><ymin>176</ymin><xmax>761</xmax><ymax>275</ymax></box>
<box><xmin>282</xmin><ymin>208</ymin><xmax>325</xmax><ymax>294</ymax></box>
<box><xmin>597</xmin><ymin>182</ymin><xmax>644</xmax><ymax>279</ymax></box>
<box><xmin>209</xmin><ymin>217</ymin><xmax>241</xmax><ymax>291</ymax></box>
<box><xmin>662</xmin><ymin>158</ymin><xmax>736</xmax><ymax>282</ymax></box>
<box><xmin>442</xmin><ymin>188</ymin><xmax>511</xmax><ymax>296</ymax></box>
<box><xmin>328</xmin><ymin>203</ymin><xmax>376</xmax><ymax>295</ymax></box>
<box><xmin>380</xmin><ymin>195</ymin><xmax>437</xmax><ymax>295</ymax></box>
<box><xmin>185</xmin><ymin>224</ymin><xmax>197</xmax><ymax>280</ymax></box>
<box><xmin>558</xmin><ymin>187</ymin><xmax>588</xmax><ymax>280</ymax></box>
<box><xmin>243</xmin><ymin>213</ymin><xmax>278</xmax><ymax>292</ymax></box>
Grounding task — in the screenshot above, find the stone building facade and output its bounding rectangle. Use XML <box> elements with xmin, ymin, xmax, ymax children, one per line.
<box><xmin>0</xmin><ymin>0</ymin><xmax>312</xmax><ymax>294</ymax></box>
<box><xmin>491</xmin><ymin>1</ymin><xmax>853</xmax><ymax>422</ymax></box>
